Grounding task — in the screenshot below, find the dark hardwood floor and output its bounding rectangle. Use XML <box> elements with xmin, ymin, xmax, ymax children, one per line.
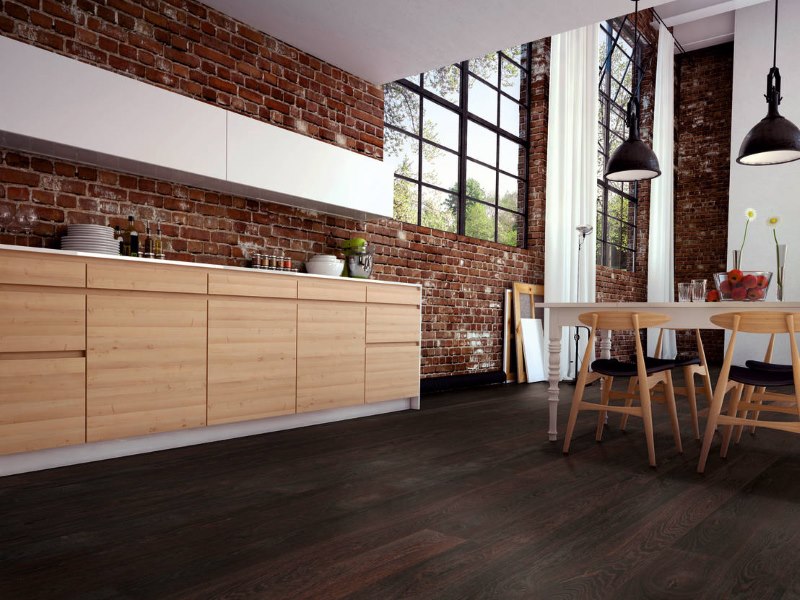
<box><xmin>3</xmin><ymin>380</ymin><xmax>800</xmax><ymax>599</ymax></box>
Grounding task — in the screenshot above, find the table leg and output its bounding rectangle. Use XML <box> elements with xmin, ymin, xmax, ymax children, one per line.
<box><xmin>547</xmin><ymin>336</ymin><xmax>561</xmax><ymax>442</ymax></box>
<box><xmin>600</xmin><ymin>329</ymin><xmax>612</xmax><ymax>360</ymax></box>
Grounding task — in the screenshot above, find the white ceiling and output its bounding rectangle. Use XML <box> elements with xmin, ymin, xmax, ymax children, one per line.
<box><xmin>202</xmin><ymin>0</ymin><xmax>661</xmax><ymax>84</ymax></box>
<box><xmin>202</xmin><ymin>0</ymin><xmax>770</xmax><ymax>84</ymax></box>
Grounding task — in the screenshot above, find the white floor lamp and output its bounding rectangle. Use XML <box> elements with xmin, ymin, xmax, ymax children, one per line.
<box><xmin>570</xmin><ymin>225</ymin><xmax>594</xmax><ymax>382</ymax></box>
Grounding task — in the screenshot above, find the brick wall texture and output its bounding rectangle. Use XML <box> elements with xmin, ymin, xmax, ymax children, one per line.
<box><xmin>674</xmin><ymin>43</ymin><xmax>734</xmax><ymax>363</ymax></box>
<box><xmin>0</xmin><ymin>2</ymin><xmax>732</xmax><ymax>376</ymax></box>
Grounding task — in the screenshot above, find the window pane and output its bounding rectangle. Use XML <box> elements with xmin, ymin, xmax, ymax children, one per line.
<box><xmin>498</xmin><ymin>209</ymin><xmax>524</xmax><ymax>246</ymax></box>
<box><xmin>421</xmin><ymin>186</ymin><xmax>456</xmax><ymax>233</ymax></box>
<box><xmin>469</xmin><ymin>52</ymin><xmax>498</xmax><ymax>81</ymax></box>
<box><xmin>422</xmin><ymin>99</ymin><xmax>459</xmax><ymax>149</ymax></box>
<box><xmin>424</xmin><ymin>64</ymin><xmax>460</xmax><ymax>106</ymax></box>
<box><xmin>468</xmin><ymin>75</ymin><xmax>498</xmax><ymax>125</ymax></box>
<box><xmin>422</xmin><ymin>143</ymin><xmax>458</xmax><ymax>190</ymax></box>
<box><xmin>385</xmin><ymin>83</ymin><xmax>419</xmax><ymax>134</ymax></box>
<box><xmin>465</xmin><ymin>199</ymin><xmax>495</xmax><ymax>242</ymax></box>
<box><xmin>385</xmin><ymin>132</ymin><xmax>419</xmax><ymax>180</ymax></box>
<box><xmin>502</xmin><ymin>46</ymin><xmax>524</xmax><ymax>65</ymax></box>
<box><xmin>499</xmin><ymin>137</ymin><xmax>522</xmax><ymax>174</ymax></box>
<box><xmin>467</xmin><ymin>120</ymin><xmax>497</xmax><ymax>166</ymax></box>
<box><xmin>500</xmin><ymin>95</ymin><xmax>524</xmax><ymax>136</ymax></box>
<box><xmin>501</xmin><ymin>57</ymin><xmax>522</xmax><ymax>100</ymax></box>
<box><xmin>498</xmin><ymin>173</ymin><xmax>523</xmax><ymax>211</ymax></box>
<box><xmin>393</xmin><ymin>178</ymin><xmax>418</xmax><ymax>224</ymax></box>
<box><xmin>405</xmin><ymin>73</ymin><xmax>420</xmax><ymax>85</ymax></box>
<box><xmin>466</xmin><ymin>160</ymin><xmax>497</xmax><ymax>203</ymax></box>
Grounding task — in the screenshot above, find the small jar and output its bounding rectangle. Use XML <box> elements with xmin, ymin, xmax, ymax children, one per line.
<box><xmin>268</xmin><ymin>255</ymin><xmax>278</xmax><ymax>269</ymax></box>
<box><xmin>283</xmin><ymin>256</ymin><xmax>292</xmax><ymax>269</ymax></box>
<box><xmin>252</xmin><ymin>253</ymin><xmax>262</xmax><ymax>268</ymax></box>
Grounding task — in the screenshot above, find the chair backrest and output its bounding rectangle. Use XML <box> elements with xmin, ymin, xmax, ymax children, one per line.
<box><xmin>578</xmin><ymin>311</ymin><xmax>670</xmax><ymax>331</ymax></box>
<box><xmin>710</xmin><ymin>311</ymin><xmax>800</xmax><ymax>334</ymax></box>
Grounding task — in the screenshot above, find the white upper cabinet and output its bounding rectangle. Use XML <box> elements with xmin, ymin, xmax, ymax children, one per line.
<box><xmin>0</xmin><ymin>36</ymin><xmax>392</xmax><ymax>219</ymax></box>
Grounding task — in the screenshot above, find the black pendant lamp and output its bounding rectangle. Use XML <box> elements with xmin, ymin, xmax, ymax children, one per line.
<box><xmin>737</xmin><ymin>0</ymin><xmax>800</xmax><ymax>166</ymax></box>
<box><xmin>604</xmin><ymin>0</ymin><xmax>661</xmax><ymax>182</ymax></box>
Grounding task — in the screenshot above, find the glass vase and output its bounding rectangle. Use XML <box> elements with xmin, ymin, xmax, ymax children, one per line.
<box><xmin>777</xmin><ymin>244</ymin><xmax>787</xmax><ymax>301</ymax></box>
<box><xmin>732</xmin><ymin>249</ymin><xmax>741</xmax><ymax>270</ymax></box>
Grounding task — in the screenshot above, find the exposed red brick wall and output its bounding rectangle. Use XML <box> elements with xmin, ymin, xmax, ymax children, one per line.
<box><xmin>674</xmin><ymin>43</ymin><xmax>733</xmax><ymax>363</ymax></box>
<box><xmin>0</xmin><ymin>0</ymin><xmax>383</xmax><ymax>158</ymax></box>
<box><xmin>526</xmin><ymin>38</ymin><xmax>549</xmax><ymax>279</ymax></box>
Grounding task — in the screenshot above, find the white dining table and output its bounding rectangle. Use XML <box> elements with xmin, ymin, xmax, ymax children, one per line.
<box><xmin>540</xmin><ymin>301</ymin><xmax>800</xmax><ymax>441</ymax></box>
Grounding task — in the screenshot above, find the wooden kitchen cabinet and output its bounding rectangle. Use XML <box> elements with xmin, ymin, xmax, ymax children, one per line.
<box><xmin>208</xmin><ymin>298</ymin><xmax>297</xmax><ymax>425</ymax></box>
<box><xmin>366</xmin><ymin>304</ymin><xmax>420</xmax><ymax>344</ymax></box>
<box><xmin>297</xmin><ymin>303</ymin><xmax>366</xmax><ymax>412</ymax></box>
<box><xmin>0</xmin><ymin>357</ymin><xmax>86</xmax><ymax>454</ymax></box>
<box><xmin>365</xmin><ymin>345</ymin><xmax>420</xmax><ymax>404</ymax></box>
<box><xmin>86</xmin><ymin>294</ymin><xmax>207</xmax><ymax>442</ymax></box>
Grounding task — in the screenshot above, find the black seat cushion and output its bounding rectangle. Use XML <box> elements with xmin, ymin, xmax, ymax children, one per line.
<box><xmin>592</xmin><ymin>357</ymin><xmax>676</xmax><ymax>377</ymax></box>
<box><xmin>745</xmin><ymin>360</ymin><xmax>792</xmax><ymax>373</ymax></box>
<box><xmin>645</xmin><ymin>355</ymin><xmax>700</xmax><ymax>369</ymax></box>
<box><xmin>729</xmin><ymin>365</ymin><xmax>794</xmax><ymax>387</ymax></box>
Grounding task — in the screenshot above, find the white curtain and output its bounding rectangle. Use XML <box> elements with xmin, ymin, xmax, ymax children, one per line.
<box><xmin>545</xmin><ymin>24</ymin><xmax>599</xmax><ymax>379</ymax></box>
<box><xmin>647</xmin><ymin>23</ymin><xmax>677</xmax><ymax>359</ymax></box>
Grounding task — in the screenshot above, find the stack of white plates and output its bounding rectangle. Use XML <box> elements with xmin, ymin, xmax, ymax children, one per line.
<box><xmin>60</xmin><ymin>224</ymin><xmax>120</xmax><ymax>255</ymax></box>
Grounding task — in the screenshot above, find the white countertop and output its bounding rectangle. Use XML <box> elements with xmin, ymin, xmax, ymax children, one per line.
<box><xmin>0</xmin><ymin>244</ymin><xmax>421</xmax><ymax>288</ymax></box>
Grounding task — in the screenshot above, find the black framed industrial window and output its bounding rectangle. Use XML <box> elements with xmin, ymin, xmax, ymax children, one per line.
<box><xmin>384</xmin><ymin>45</ymin><xmax>531</xmax><ymax>247</ymax></box>
<box><xmin>596</xmin><ymin>18</ymin><xmax>648</xmax><ymax>270</ymax></box>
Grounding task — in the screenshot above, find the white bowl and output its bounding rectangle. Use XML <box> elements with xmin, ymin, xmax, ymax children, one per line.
<box><xmin>307</xmin><ymin>254</ymin><xmax>341</xmax><ymax>263</ymax></box>
<box><xmin>305</xmin><ymin>259</ymin><xmax>344</xmax><ymax>276</ymax></box>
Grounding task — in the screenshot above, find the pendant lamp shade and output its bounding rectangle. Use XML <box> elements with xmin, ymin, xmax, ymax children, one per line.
<box><xmin>605</xmin><ymin>98</ymin><xmax>662</xmax><ymax>181</ymax></box>
<box><xmin>737</xmin><ymin>0</ymin><xmax>800</xmax><ymax>166</ymax></box>
<box><xmin>603</xmin><ymin>0</ymin><xmax>661</xmax><ymax>182</ymax></box>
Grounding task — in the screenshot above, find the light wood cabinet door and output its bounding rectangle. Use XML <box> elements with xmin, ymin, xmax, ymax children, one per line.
<box><xmin>208</xmin><ymin>299</ymin><xmax>297</xmax><ymax>425</ymax></box>
<box><xmin>0</xmin><ymin>290</ymin><xmax>86</xmax><ymax>352</ymax></box>
<box><xmin>0</xmin><ymin>251</ymin><xmax>86</xmax><ymax>287</ymax></box>
<box><xmin>0</xmin><ymin>357</ymin><xmax>86</xmax><ymax>454</ymax></box>
<box><xmin>366</xmin><ymin>304</ymin><xmax>420</xmax><ymax>344</ymax></box>
<box><xmin>297</xmin><ymin>303</ymin><xmax>365</xmax><ymax>412</ymax></box>
<box><xmin>86</xmin><ymin>294</ymin><xmax>207</xmax><ymax>442</ymax></box>
<box><xmin>365</xmin><ymin>345</ymin><xmax>420</xmax><ymax>404</ymax></box>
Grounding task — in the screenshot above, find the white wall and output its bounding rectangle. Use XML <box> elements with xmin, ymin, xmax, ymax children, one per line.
<box><xmin>729</xmin><ymin>0</ymin><xmax>800</xmax><ymax>363</ymax></box>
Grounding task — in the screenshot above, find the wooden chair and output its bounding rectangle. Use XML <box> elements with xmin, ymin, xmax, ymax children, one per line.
<box><xmin>697</xmin><ymin>312</ymin><xmax>800</xmax><ymax>474</ymax></box>
<box><xmin>620</xmin><ymin>328</ymin><xmax>713</xmax><ymax>440</ymax></box>
<box><xmin>563</xmin><ymin>312</ymin><xmax>683</xmax><ymax>467</ymax></box>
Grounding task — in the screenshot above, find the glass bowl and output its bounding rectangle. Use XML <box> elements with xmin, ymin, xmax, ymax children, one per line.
<box><xmin>713</xmin><ymin>271</ymin><xmax>772</xmax><ymax>301</ymax></box>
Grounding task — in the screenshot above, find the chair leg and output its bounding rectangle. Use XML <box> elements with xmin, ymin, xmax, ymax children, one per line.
<box><xmin>619</xmin><ymin>376</ymin><xmax>637</xmax><ymax>431</ymax></box>
<box><xmin>638</xmin><ymin>379</ymin><xmax>657</xmax><ymax>468</ymax></box>
<box><xmin>683</xmin><ymin>366</ymin><xmax>700</xmax><ymax>440</ymax></box>
<box><xmin>663</xmin><ymin>371</ymin><xmax>683</xmax><ymax>454</ymax></box>
<box><xmin>720</xmin><ymin>384</ymin><xmax>744</xmax><ymax>459</ymax></box>
<box><xmin>563</xmin><ymin>371</ymin><xmax>592</xmax><ymax>455</ymax></box>
<box><xmin>749</xmin><ymin>386</ymin><xmax>767</xmax><ymax>435</ymax></box>
<box><xmin>595</xmin><ymin>376</ymin><xmax>613</xmax><ymax>442</ymax></box>
<box><xmin>698</xmin><ymin>376</ymin><xmax>730</xmax><ymax>474</ymax></box>
<box><xmin>734</xmin><ymin>385</ymin><xmax>755</xmax><ymax>444</ymax></box>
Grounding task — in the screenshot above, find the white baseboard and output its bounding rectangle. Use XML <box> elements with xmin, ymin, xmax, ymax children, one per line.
<box><xmin>0</xmin><ymin>398</ymin><xmax>416</xmax><ymax>477</ymax></box>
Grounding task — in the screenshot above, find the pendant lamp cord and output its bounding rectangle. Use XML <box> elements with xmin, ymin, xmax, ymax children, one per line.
<box><xmin>772</xmin><ymin>0</ymin><xmax>778</xmax><ymax>69</ymax></box>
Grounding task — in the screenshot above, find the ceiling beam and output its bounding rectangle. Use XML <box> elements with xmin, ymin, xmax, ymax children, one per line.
<box><xmin>662</xmin><ymin>0</ymin><xmax>769</xmax><ymax>27</ymax></box>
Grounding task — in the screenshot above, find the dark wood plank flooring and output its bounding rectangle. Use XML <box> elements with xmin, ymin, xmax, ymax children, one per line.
<box><xmin>3</xmin><ymin>380</ymin><xmax>800</xmax><ymax>599</ymax></box>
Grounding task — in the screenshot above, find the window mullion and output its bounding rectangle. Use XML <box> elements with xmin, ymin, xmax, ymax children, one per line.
<box><xmin>457</xmin><ymin>60</ymin><xmax>469</xmax><ymax>237</ymax></box>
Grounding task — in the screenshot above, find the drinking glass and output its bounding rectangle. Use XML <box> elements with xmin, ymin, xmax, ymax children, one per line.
<box><xmin>691</xmin><ymin>279</ymin><xmax>707</xmax><ymax>302</ymax></box>
<box><xmin>15</xmin><ymin>206</ymin><xmax>36</xmax><ymax>246</ymax></box>
<box><xmin>0</xmin><ymin>204</ymin><xmax>13</xmax><ymax>234</ymax></box>
<box><xmin>678</xmin><ymin>283</ymin><xmax>692</xmax><ymax>302</ymax></box>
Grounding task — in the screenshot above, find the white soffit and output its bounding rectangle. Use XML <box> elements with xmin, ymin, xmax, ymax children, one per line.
<box><xmin>201</xmin><ymin>0</ymin><xmax>663</xmax><ymax>84</ymax></box>
<box><xmin>657</xmin><ymin>0</ymin><xmax>769</xmax><ymax>52</ymax></box>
